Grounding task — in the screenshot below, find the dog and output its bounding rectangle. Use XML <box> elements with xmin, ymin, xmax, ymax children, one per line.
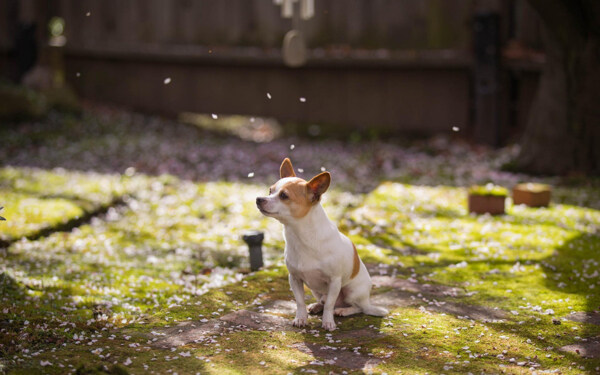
<box><xmin>256</xmin><ymin>158</ymin><xmax>388</xmax><ymax>331</ymax></box>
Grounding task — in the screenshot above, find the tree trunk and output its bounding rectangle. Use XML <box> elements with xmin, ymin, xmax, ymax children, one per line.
<box><xmin>517</xmin><ymin>1</ymin><xmax>600</xmax><ymax>175</ymax></box>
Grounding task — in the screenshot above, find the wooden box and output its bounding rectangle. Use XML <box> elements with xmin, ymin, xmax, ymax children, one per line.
<box><xmin>513</xmin><ymin>183</ymin><xmax>551</xmax><ymax>207</ymax></box>
<box><xmin>468</xmin><ymin>185</ymin><xmax>507</xmax><ymax>215</ymax></box>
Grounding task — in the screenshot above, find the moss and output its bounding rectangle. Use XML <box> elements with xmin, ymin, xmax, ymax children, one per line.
<box><xmin>1</xmin><ymin>169</ymin><xmax>599</xmax><ymax>374</ymax></box>
<box><xmin>0</xmin><ymin>189</ymin><xmax>85</xmax><ymax>241</ymax></box>
<box><xmin>468</xmin><ymin>184</ymin><xmax>509</xmax><ymax>197</ymax></box>
<box><xmin>514</xmin><ymin>182</ymin><xmax>552</xmax><ymax>193</ymax></box>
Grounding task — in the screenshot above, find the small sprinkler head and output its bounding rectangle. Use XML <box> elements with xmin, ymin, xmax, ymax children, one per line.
<box><xmin>242</xmin><ymin>231</ymin><xmax>264</xmax><ymax>271</ymax></box>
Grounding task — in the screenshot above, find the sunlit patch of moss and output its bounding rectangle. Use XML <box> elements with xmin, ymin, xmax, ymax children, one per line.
<box><xmin>469</xmin><ymin>184</ymin><xmax>509</xmax><ymax>197</ymax></box>
<box><xmin>0</xmin><ymin>167</ymin><xmax>145</xmax><ymax>207</ymax></box>
<box><xmin>192</xmin><ymin>330</ymin><xmax>314</xmax><ymax>375</ymax></box>
<box><xmin>0</xmin><ymin>189</ymin><xmax>84</xmax><ymax>240</ymax></box>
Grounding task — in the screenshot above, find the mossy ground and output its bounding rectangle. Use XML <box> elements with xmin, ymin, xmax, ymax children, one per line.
<box><xmin>1</xmin><ymin>111</ymin><xmax>599</xmax><ymax>374</ymax></box>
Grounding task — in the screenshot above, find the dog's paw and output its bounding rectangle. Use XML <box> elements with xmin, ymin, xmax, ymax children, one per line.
<box><xmin>292</xmin><ymin>315</ymin><xmax>308</xmax><ymax>327</ymax></box>
<box><xmin>322</xmin><ymin>319</ymin><xmax>336</xmax><ymax>331</ymax></box>
<box><xmin>308</xmin><ymin>302</ymin><xmax>324</xmax><ymax>314</ymax></box>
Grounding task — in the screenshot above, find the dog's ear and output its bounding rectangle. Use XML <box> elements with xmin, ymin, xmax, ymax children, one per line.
<box><xmin>307</xmin><ymin>172</ymin><xmax>330</xmax><ymax>202</ymax></box>
<box><xmin>280</xmin><ymin>158</ymin><xmax>296</xmax><ymax>178</ymax></box>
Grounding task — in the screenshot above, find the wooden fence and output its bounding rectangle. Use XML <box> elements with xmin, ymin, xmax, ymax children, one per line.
<box><xmin>1</xmin><ymin>0</ymin><xmax>544</xmax><ymax>144</ymax></box>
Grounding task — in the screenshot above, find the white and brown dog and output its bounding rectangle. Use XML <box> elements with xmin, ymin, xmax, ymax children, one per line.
<box><xmin>256</xmin><ymin>158</ymin><xmax>388</xmax><ymax>331</ymax></box>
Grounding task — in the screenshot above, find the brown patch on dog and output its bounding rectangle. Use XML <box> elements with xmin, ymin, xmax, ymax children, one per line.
<box><xmin>280</xmin><ymin>179</ymin><xmax>312</xmax><ymax>218</ymax></box>
<box><xmin>307</xmin><ymin>172</ymin><xmax>331</xmax><ymax>203</ymax></box>
<box><xmin>351</xmin><ymin>243</ymin><xmax>360</xmax><ymax>279</ymax></box>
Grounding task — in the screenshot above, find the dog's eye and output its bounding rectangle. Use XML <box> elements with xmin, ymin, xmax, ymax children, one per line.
<box><xmin>279</xmin><ymin>191</ymin><xmax>288</xmax><ymax>200</ymax></box>
<box><xmin>269</xmin><ymin>188</ymin><xmax>273</xmax><ymax>194</ymax></box>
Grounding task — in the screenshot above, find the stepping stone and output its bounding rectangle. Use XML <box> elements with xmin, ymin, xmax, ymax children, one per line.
<box><xmin>335</xmin><ymin>327</ymin><xmax>385</xmax><ymax>340</ymax></box>
<box><xmin>153</xmin><ymin>320</ymin><xmax>225</xmax><ymax>348</ymax></box>
<box><xmin>261</xmin><ymin>299</ymin><xmax>297</xmax><ymax>316</ymax></box>
<box><xmin>220</xmin><ymin>309</ymin><xmax>290</xmax><ymax>331</ymax></box>
<box><xmin>427</xmin><ymin>302</ymin><xmax>507</xmax><ymax>322</ymax></box>
<box><xmin>561</xmin><ymin>337</ymin><xmax>600</xmax><ymax>358</ymax></box>
<box><xmin>371</xmin><ymin>290</ymin><xmax>506</xmax><ymax>322</ymax></box>
<box><xmin>370</xmin><ymin>290</ymin><xmax>415</xmax><ymax>309</ymax></box>
<box><xmin>153</xmin><ymin>309</ymin><xmax>293</xmax><ymax>348</ymax></box>
<box><xmin>565</xmin><ymin>312</ymin><xmax>600</xmax><ymax>325</ymax></box>
<box><xmin>290</xmin><ymin>342</ymin><xmax>381</xmax><ymax>370</ymax></box>
<box><xmin>371</xmin><ymin>275</ymin><xmax>463</xmax><ymax>297</ymax></box>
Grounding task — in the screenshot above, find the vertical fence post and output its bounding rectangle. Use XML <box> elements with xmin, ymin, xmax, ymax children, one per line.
<box><xmin>473</xmin><ymin>12</ymin><xmax>501</xmax><ymax>146</ymax></box>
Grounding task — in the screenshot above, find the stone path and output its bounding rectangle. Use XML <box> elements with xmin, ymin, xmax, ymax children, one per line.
<box><xmin>560</xmin><ymin>338</ymin><xmax>600</xmax><ymax>359</ymax></box>
<box><xmin>150</xmin><ymin>267</ymin><xmax>598</xmax><ymax>369</ymax></box>
<box><xmin>151</xmin><ymin>270</ymin><xmax>516</xmax><ymax>370</ymax></box>
<box><xmin>565</xmin><ymin>311</ymin><xmax>600</xmax><ymax>326</ymax></box>
<box><xmin>371</xmin><ymin>276</ymin><xmax>507</xmax><ymax>322</ymax></box>
<box><xmin>560</xmin><ymin>311</ymin><xmax>600</xmax><ymax>358</ymax></box>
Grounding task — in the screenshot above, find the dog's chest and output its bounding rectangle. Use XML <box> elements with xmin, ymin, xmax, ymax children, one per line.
<box><xmin>285</xmin><ymin>247</ymin><xmax>331</xmax><ymax>293</ymax></box>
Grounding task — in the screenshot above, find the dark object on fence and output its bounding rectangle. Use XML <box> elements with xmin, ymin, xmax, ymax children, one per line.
<box><xmin>473</xmin><ymin>12</ymin><xmax>501</xmax><ymax>146</ymax></box>
<box><xmin>242</xmin><ymin>231</ymin><xmax>264</xmax><ymax>271</ymax></box>
<box><xmin>468</xmin><ymin>185</ymin><xmax>507</xmax><ymax>215</ymax></box>
<box><xmin>513</xmin><ymin>183</ymin><xmax>551</xmax><ymax>207</ymax></box>
<box><xmin>14</xmin><ymin>23</ymin><xmax>38</xmax><ymax>83</ymax></box>
<box><xmin>0</xmin><ymin>207</ymin><xmax>5</xmax><ymax>221</ymax></box>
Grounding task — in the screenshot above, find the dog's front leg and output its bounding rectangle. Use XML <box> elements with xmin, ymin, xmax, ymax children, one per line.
<box><xmin>289</xmin><ymin>274</ymin><xmax>308</xmax><ymax>327</ymax></box>
<box><xmin>322</xmin><ymin>276</ymin><xmax>341</xmax><ymax>331</ymax></box>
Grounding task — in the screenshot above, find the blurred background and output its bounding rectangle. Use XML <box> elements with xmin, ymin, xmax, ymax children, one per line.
<box><xmin>1</xmin><ymin>0</ymin><xmax>599</xmax><ymax>179</ymax></box>
<box><xmin>1</xmin><ymin>1</ymin><xmax>546</xmax><ymax>143</ymax></box>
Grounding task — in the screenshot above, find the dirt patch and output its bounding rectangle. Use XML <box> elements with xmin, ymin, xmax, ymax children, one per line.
<box><xmin>560</xmin><ymin>337</ymin><xmax>600</xmax><ymax>358</ymax></box>
<box><xmin>564</xmin><ymin>312</ymin><xmax>600</xmax><ymax>326</ymax></box>
<box><xmin>290</xmin><ymin>342</ymin><xmax>381</xmax><ymax>370</ymax></box>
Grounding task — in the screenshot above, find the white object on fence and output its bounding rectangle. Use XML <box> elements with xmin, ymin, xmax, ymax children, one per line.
<box><xmin>281</xmin><ymin>0</ymin><xmax>295</xmax><ymax>18</ymax></box>
<box><xmin>300</xmin><ymin>0</ymin><xmax>314</xmax><ymax>20</ymax></box>
<box><xmin>275</xmin><ymin>0</ymin><xmax>314</xmax><ymax>20</ymax></box>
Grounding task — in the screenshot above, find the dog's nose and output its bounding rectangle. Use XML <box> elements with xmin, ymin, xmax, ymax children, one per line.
<box><xmin>256</xmin><ymin>197</ymin><xmax>266</xmax><ymax>205</ymax></box>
